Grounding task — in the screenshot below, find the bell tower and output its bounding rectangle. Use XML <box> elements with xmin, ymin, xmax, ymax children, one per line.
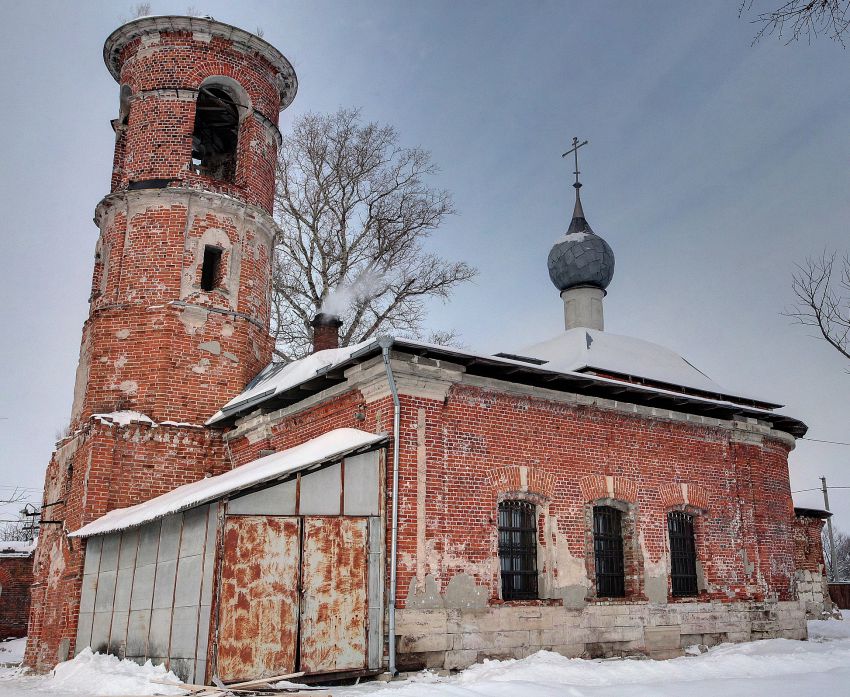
<box><xmin>26</xmin><ymin>16</ymin><xmax>296</xmax><ymax>670</ymax></box>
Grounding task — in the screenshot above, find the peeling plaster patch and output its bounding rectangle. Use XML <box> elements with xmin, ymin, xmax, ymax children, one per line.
<box><xmin>696</xmin><ymin>559</ymin><xmax>708</xmax><ymax>593</ymax></box>
<box><xmin>114</xmin><ymin>355</ymin><xmax>128</xmax><ymax>370</ymax></box>
<box><xmin>118</xmin><ymin>380</ymin><xmax>138</xmax><ymax>395</ymax></box>
<box><xmin>140</xmin><ymin>31</ymin><xmax>161</xmax><ymax>47</ymax></box>
<box><xmin>222</xmin><ymin>351</ymin><xmax>239</xmax><ymax>363</ymax></box>
<box><xmin>199</xmin><ymin>340</ymin><xmax>221</xmax><ymax>355</ymax></box>
<box><xmin>221</xmin><ymin>323</ymin><xmax>235</xmax><ymax>338</ymax></box>
<box><xmin>444</xmin><ymin>573</ymin><xmax>488</xmax><ymax>609</ymax></box>
<box><xmin>70</xmin><ymin>331</ymin><xmax>92</xmax><ymax>422</ymax></box>
<box><xmin>115</xmin><ymin>329</ymin><xmax>131</xmax><ymax>340</ymax></box>
<box><xmin>179</xmin><ymin>305</ymin><xmax>209</xmax><ymax>334</ymax></box>
<box><xmin>640</xmin><ymin>531</ymin><xmax>669</xmax><ymax>605</ymax></box>
<box><xmin>46</xmin><ymin>539</ymin><xmax>66</xmax><ymax>588</ymax></box>
<box><xmin>192</xmin><ymin>358</ymin><xmax>211</xmax><ymax>374</ymax></box>
<box><xmin>405</xmin><ymin>574</ymin><xmax>444</xmax><ymax>609</ymax></box>
<box><xmin>543</xmin><ymin>513</ymin><xmax>589</xmax><ymax>608</ymax></box>
<box><xmin>741</xmin><ymin>548</ymin><xmax>755</xmax><ymax>575</ymax></box>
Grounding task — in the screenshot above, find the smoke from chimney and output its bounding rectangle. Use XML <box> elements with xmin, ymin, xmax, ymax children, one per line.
<box><xmin>311</xmin><ymin>313</ymin><xmax>343</xmax><ymax>352</ymax></box>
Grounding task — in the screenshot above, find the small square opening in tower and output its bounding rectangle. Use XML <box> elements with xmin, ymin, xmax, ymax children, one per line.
<box><xmin>200</xmin><ymin>245</ymin><xmax>224</xmax><ymax>292</ymax></box>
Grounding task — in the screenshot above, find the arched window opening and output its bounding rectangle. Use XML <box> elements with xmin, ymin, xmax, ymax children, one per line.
<box><xmin>668</xmin><ymin>511</ymin><xmax>698</xmax><ymax>596</ymax></box>
<box><xmin>593</xmin><ymin>505</ymin><xmax>625</xmax><ymax>597</ymax></box>
<box><xmin>200</xmin><ymin>245</ymin><xmax>224</xmax><ymax>292</ymax></box>
<box><xmin>498</xmin><ymin>500</ymin><xmax>538</xmax><ymax>600</ymax></box>
<box><xmin>192</xmin><ymin>85</ymin><xmax>240</xmax><ymax>182</ymax></box>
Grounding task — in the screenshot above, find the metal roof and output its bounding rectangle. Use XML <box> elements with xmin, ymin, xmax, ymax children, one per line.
<box><xmin>208</xmin><ymin>337</ymin><xmax>807</xmax><ymax>438</ymax></box>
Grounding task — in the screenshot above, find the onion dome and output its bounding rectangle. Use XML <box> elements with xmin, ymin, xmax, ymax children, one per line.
<box><xmin>547</xmin><ymin>182</ymin><xmax>615</xmax><ymax>292</ymax></box>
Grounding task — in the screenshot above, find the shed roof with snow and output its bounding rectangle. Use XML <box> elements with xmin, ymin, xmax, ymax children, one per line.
<box><xmin>71</xmin><ymin>428</ymin><xmax>387</xmax><ymax>538</ymax></box>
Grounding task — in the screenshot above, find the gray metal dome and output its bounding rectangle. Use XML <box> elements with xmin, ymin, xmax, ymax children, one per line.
<box><xmin>547</xmin><ymin>190</ymin><xmax>614</xmax><ymax>292</ymax></box>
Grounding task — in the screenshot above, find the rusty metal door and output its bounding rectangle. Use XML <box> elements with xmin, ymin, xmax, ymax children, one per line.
<box><xmin>299</xmin><ymin>517</ymin><xmax>369</xmax><ymax>673</ymax></box>
<box><xmin>217</xmin><ymin>516</ymin><xmax>301</xmax><ymax>682</ymax></box>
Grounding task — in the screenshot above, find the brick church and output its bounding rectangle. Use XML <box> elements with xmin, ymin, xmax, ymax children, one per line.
<box><xmin>25</xmin><ymin>14</ymin><xmax>833</xmax><ymax>683</ymax></box>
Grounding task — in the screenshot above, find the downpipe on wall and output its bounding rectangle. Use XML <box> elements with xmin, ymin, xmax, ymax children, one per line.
<box><xmin>379</xmin><ymin>336</ymin><xmax>401</xmax><ymax>677</ymax></box>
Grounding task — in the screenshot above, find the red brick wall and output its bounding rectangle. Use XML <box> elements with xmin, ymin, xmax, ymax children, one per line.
<box><xmin>0</xmin><ymin>556</ymin><xmax>33</xmax><ymax>639</ymax></box>
<box><xmin>228</xmin><ymin>380</ymin><xmax>798</xmax><ymax>609</ymax></box>
<box><xmin>793</xmin><ymin>515</ymin><xmax>826</xmax><ymax>573</ymax></box>
<box><xmin>112</xmin><ymin>33</ymin><xmax>282</xmax><ymax>211</ymax></box>
<box><xmin>26</xmin><ymin>20</ymin><xmax>290</xmax><ymax>671</ymax></box>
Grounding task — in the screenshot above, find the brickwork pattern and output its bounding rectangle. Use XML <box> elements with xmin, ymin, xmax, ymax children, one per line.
<box><xmin>112</xmin><ymin>33</ymin><xmax>282</xmax><ymax>211</ymax></box>
<box><xmin>26</xmin><ymin>21</ymin><xmax>290</xmax><ymax>671</ymax></box>
<box><xmin>0</xmin><ymin>556</ymin><xmax>33</xmax><ymax>639</ymax></box>
<box><xmin>229</xmin><ymin>382</ymin><xmax>798</xmax><ymax>607</ymax></box>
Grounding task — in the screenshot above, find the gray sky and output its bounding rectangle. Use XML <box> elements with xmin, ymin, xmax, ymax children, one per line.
<box><xmin>1</xmin><ymin>1</ymin><xmax>848</xmax><ymax>527</ymax></box>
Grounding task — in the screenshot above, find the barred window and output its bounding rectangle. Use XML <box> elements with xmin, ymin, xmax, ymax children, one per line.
<box><xmin>498</xmin><ymin>500</ymin><xmax>538</xmax><ymax>600</ymax></box>
<box><xmin>668</xmin><ymin>511</ymin><xmax>698</xmax><ymax>596</ymax></box>
<box><xmin>593</xmin><ymin>505</ymin><xmax>625</xmax><ymax>597</ymax></box>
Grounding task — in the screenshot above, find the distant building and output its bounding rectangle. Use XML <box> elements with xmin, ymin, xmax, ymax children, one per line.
<box><xmin>0</xmin><ymin>540</ymin><xmax>35</xmax><ymax>639</ymax></box>
<box><xmin>26</xmin><ymin>13</ymin><xmax>825</xmax><ymax>684</ymax></box>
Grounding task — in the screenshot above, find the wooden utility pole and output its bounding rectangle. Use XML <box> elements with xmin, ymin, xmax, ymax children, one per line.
<box><xmin>821</xmin><ymin>476</ymin><xmax>837</xmax><ymax>582</ymax></box>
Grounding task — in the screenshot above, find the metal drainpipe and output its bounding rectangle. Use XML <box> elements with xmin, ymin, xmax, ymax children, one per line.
<box><xmin>378</xmin><ymin>336</ymin><xmax>400</xmax><ymax>677</ymax></box>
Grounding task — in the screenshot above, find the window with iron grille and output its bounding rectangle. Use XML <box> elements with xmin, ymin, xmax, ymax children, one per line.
<box><xmin>668</xmin><ymin>511</ymin><xmax>698</xmax><ymax>596</ymax></box>
<box><xmin>498</xmin><ymin>500</ymin><xmax>538</xmax><ymax>600</ymax></box>
<box><xmin>593</xmin><ymin>505</ymin><xmax>625</xmax><ymax>597</ymax></box>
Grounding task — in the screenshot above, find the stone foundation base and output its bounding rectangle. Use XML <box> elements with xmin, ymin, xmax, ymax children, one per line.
<box><xmin>795</xmin><ymin>570</ymin><xmax>840</xmax><ymax>619</ymax></box>
<box><xmin>395</xmin><ymin>600</ymin><xmax>806</xmax><ymax>670</ymax></box>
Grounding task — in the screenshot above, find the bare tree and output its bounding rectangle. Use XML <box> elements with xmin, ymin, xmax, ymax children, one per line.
<box><xmin>740</xmin><ymin>1</ymin><xmax>850</xmax><ymax>45</ymax></box>
<box><xmin>823</xmin><ymin>527</ymin><xmax>850</xmax><ymax>580</ymax></box>
<box><xmin>0</xmin><ymin>492</ymin><xmax>37</xmax><ymax>542</ymax></box>
<box><xmin>785</xmin><ymin>251</ymin><xmax>850</xmax><ymax>364</ymax></box>
<box><xmin>271</xmin><ymin>109</ymin><xmax>476</xmax><ymax>361</ymax></box>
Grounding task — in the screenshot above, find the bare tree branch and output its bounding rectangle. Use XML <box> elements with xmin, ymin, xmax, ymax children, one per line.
<box><xmin>740</xmin><ymin>0</ymin><xmax>850</xmax><ymax>45</ymax></box>
<box><xmin>784</xmin><ymin>251</ymin><xmax>850</xmax><ymax>366</ymax></box>
<box><xmin>271</xmin><ymin>108</ymin><xmax>477</xmax><ymax>361</ymax></box>
<box><xmin>823</xmin><ymin>526</ymin><xmax>850</xmax><ymax>580</ymax></box>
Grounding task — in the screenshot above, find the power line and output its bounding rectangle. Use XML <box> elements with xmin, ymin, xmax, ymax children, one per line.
<box><xmin>793</xmin><ymin>486</ymin><xmax>850</xmax><ymax>493</ymax></box>
<box><xmin>801</xmin><ymin>437</ymin><xmax>850</xmax><ymax>446</ymax></box>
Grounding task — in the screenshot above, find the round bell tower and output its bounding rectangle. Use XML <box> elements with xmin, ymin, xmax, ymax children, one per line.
<box><xmin>25</xmin><ymin>17</ymin><xmax>296</xmax><ymax>671</ymax></box>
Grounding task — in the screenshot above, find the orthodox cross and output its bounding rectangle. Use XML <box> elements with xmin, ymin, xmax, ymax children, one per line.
<box><xmin>562</xmin><ymin>137</ymin><xmax>588</xmax><ymax>189</ymax></box>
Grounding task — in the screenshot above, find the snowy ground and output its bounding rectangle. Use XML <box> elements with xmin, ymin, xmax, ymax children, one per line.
<box><xmin>1</xmin><ymin>621</ymin><xmax>848</xmax><ymax>697</ymax></box>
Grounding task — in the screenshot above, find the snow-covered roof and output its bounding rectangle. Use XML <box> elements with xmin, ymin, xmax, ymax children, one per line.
<box><xmin>0</xmin><ymin>539</ymin><xmax>37</xmax><ymax>557</ymax></box>
<box><xmin>70</xmin><ymin>428</ymin><xmax>386</xmax><ymax>538</ymax></box>
<box><xmin>516</xmin><ymin>329</ymin><xmax>734</xmax><ymax>397</ymax></box>
<box><xmin>207</xmin><ymin>340</ymin><xmax>373</xmax><ymax>425</ymax></box>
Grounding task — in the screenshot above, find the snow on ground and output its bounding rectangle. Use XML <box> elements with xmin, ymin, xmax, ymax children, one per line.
<box><xmin>0</xmin><ymin>638</ymin><xmax>26</xmax><ymax>665</ymax></box>
<box><xmin>0</xmin><ymin>647</ymin><xmax>185</xmax><ymax>696</ymax></box>
<box><xmin>336</xmin><ymin>620</ymin><xmax>850</xmax><ymax>697</ymax></box>
<box><xmin>0</xmin><ymin>621</ymin><xmax>847</xmax><ymax>697</ymax></box>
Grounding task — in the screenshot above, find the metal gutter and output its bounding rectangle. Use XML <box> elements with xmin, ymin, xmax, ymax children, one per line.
<box><xmin>379</xmin><ymin>336</ymin><xmax>401</xmax><ymax>676</ymax></box>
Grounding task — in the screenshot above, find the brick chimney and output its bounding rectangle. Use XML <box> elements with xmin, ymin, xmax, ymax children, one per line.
<box><xmin>311</xmin><ymin>313</ymin><xmax>343</xmax><ymax>352</ymax></box>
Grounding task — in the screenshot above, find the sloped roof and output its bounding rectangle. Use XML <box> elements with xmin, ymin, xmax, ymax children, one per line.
<box><xmin>208</xmin><ymin>341</ymin><xmax>373</xmax><ymax>424</ymax></box>
<box><xmin>0</xmin><ymin>539</ymin><xmax>36</xmax><ymax>557</ymax></box>
<box><xmin>205</xmin><ymin>335</ymin><xmax>803</xmax><ymax>437</ymax></box>
<box><xmin>517</xmin><ymin>329</ymin><xmax>733</xmax><ymax>397</ymax></box>
<box><xmin>70</xmin><ymin>428</ymin><xmax>387</xmax><ymax>538</ymax></box>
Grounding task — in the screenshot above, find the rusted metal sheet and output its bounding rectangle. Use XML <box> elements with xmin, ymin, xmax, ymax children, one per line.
<box><xmin>300</xmin><ymin>517</ymin><xmax>368</xmax><ymax>673</ymax></box>
<box><xmin>217</xmin><ymin>516</ymin><xmax>300</xmax><ymax>682</ymax></box>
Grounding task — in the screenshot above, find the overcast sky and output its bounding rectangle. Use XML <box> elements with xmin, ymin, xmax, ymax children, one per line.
<box><xmin>1</xmin><ymin>1</ymin><xmax>848</xmax><ymax>527</ymax></box>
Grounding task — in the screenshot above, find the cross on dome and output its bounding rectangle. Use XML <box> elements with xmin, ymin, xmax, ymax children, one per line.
<box><xmin>562</xmin><ymin>136</ymin><xmax>588</xmax><ymax>190</ymax></box>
